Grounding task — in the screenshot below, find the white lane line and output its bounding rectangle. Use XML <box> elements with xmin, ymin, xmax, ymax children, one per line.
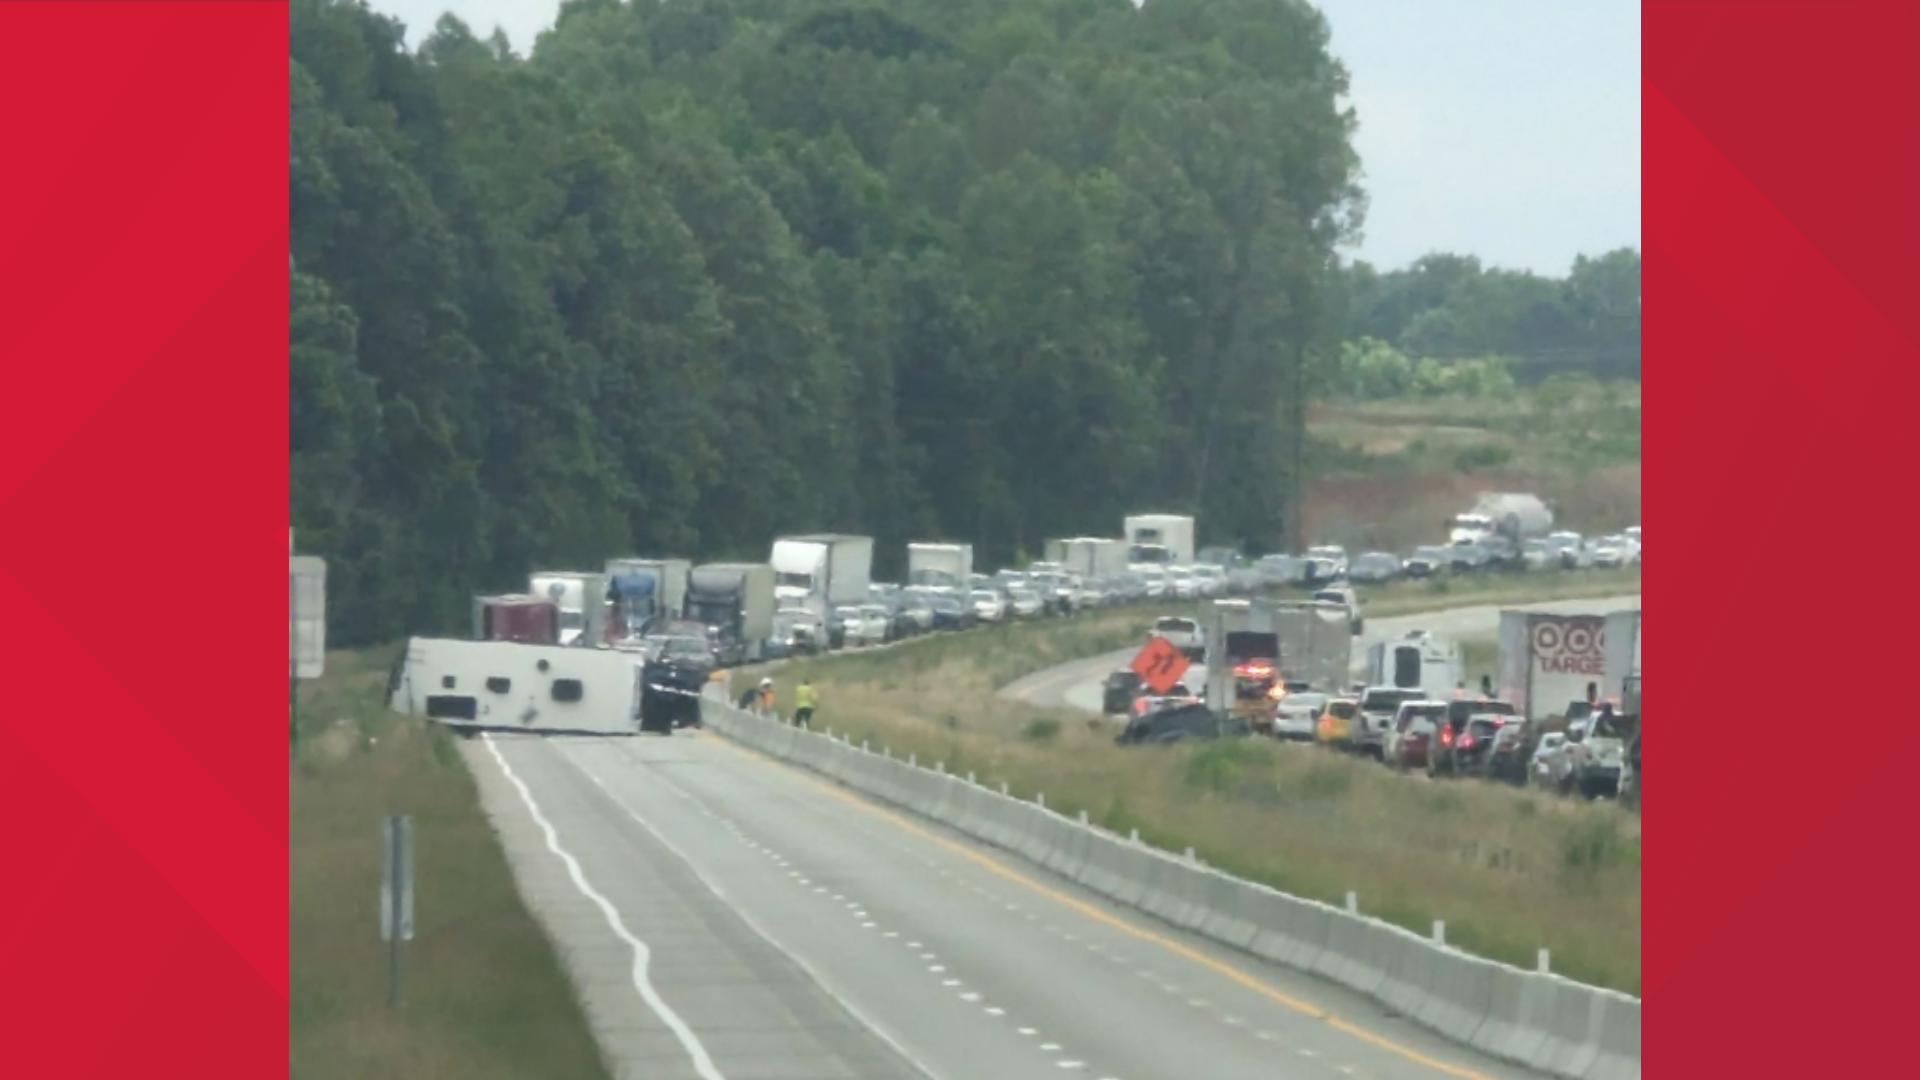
<box><xmin>985</xmin><ymin>1007</ymin><xmax>1006</xmax><ymax>1016</ymax></box>
<box><xmin>942</xmin><ymin>979</ymin><xmax>962</xmax><ymax>987</ymax></box>
<box><xmin>1018</xmin><ymin>1027</ymin><xmax>1039</xmax><ymax>1037</ymax></box>
<box><xmin>1040</xmin><ymin>1042</ymin><xmax>1062</xmax><ymax>1051</ymax></box>
<box><xmin>1057</xmin><ymin>1062</ymin><xmax>1085</xmax><ymax>1070</ymax></box>
<box><xmin>481</xmin><ymin>735</ymin><xmax>723</xmax><ymax>1080</ymax></box>
<box><xmin>960</xmin><ymin>992</ymin><xmax>981</xmax><ymax>1002</ymax></box>
<box><xmin>565</xmin><ymin>752</ymin><xmax>936</xmax><ymax>1080</ymax></box>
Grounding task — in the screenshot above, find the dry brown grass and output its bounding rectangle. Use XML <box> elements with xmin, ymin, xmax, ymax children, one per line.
<box><xmin>291</xmin><ymin>648</ymin><xmax>609</xmax><ymax>1080</ymax></box>
<box><xmin>1304</xmin><ymin>389</ymin><xmax>1641</xmax><ymax>551</ymax></box>
<box><xmin>757</xmin><ymin>579</ymin><xmax>1643</xmax><ymax>994</ymax></box>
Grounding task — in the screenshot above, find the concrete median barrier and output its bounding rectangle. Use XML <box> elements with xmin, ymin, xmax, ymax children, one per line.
<box><xmin>1038</xmin><ymin>817</ymin><xmax>1095</xmax><ymax>880</ymax></box>
<box><xmin>1472</xmin><ymin>966</ymin><xmax>1553</xmax><ymax>1065</ymax></box>
<box><xmin>1529</xmin><ymin>976</ymin><xmax>1603</xmax><ymax>1078</ymax></box>
<box><xmin>1582</xmin><ymin>991</ymin><xmax>1641</xmax><ymax>1080</ymax></box>
<box><xmin>1195</xmin><ymin>873</ymin><xmax>1264</xmax><ymax>950</ymax></box>
<box><xmin>1378</xmin><ymin>931</ymin><xmax>1434</xmax><ymax>1020</ymax></box>
<box><xmin>1245</xmin><ymin>889</ymin><xmax>1333</xmax><ymax>972</ymax></box>
<box><xmin>1415</xmin><ymin>949</ymin><xmax>1498</xmax><ymax>1041</ymax></box>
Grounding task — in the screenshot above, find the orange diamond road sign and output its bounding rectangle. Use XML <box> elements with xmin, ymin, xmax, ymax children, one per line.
<box><xmin>1130</xmin><ymin>635</ymin><xmax>1191</xmax><ymax>695</ymax></box>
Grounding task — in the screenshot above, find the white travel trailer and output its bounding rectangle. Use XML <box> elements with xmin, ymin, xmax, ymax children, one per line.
<box><xmin>388</xmin><ymin>638</ymin><xmax>643</xmax><ymax>735</ymax></box>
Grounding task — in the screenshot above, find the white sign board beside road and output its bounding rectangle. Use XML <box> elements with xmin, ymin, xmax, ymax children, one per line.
<box><xmin>291</xmin><ymin>555</ymin><xmax>327</xmax><ymax>679</ymax></box>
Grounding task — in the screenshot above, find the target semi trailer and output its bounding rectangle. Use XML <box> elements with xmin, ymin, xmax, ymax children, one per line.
<box><xmin>1495</xmin><ymin>609</ymin><xmax>1642</xmax><ymax>721</ymax></box>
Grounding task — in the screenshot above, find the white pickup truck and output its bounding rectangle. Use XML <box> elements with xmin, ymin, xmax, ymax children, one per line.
<box><xmin>1149</xmin><ymin>615</ymin><xmax>1206</xmax><ymax>661</ymax></box>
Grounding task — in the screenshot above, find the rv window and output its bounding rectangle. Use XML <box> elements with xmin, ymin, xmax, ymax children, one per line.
<box><xmin>551</xmin><ymin>679</ymin><xmax>584</xmax><ymax>703</ymax></box>
<box><xmin>486</xmin><ymin>676</ymin><xmax>511</xmax><ymax>694</ymax></box>
<box><xmin>424</xmin><ymin>695</ymin><xmax>477</xmax><ymax>720</ymax></box>
<box><xmin>1393</xmin><ymin>645</ymin><xmax>1420</xmax><ymax>688</ymax></box>
<box><xmin>441</xmin><ymin>674</ymin><xmax>456</xmax><ymax>689</ymax></box>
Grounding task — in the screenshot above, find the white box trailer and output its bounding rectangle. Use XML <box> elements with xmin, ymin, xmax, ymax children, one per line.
<box><xmin>1270</xmin><ymin>599</ymin><xmax>1353</xmax><ymax>692</ymax></box>
<box><xmin>1124</xmin><ymin>514</ymin><xmax>1196</xmax><ymax>566</ymax></box>
<box><xmin>1365</xmin><ymin>630</ymin><xmax>1465</xmax><ymax>698</ymax></box>
<box><xmin>770</xmin><ymin>534</ymin><xmax>874</xmax><ymax>619</ymax></box>
<box><xmin>529</xmin><ymin>570</ymin><xmax>609</xmax><ymax>646</ymax></box>
<box><xmin>1495</xmin><ymin>608</ymin><xmax>1642</xmax><ymax>721</ymax></box>
<box><xmin>389</xmin><ymin>638</ymin><xmax>641</xmax><ymax>734</ymax></box>
<box><xmin>906</xmin><ymin>542</ymin><xmax>973</xmax><ymax>594</ymax></box>
<box><xmin>603</xmin><ymin>557</ymin><xmax>690</xmax><ymax>637</ymax></box>
<box><xmin>1046</xmin><ymin>537</ymin><xmax>1129</xmax><ymax>578</ymax></box>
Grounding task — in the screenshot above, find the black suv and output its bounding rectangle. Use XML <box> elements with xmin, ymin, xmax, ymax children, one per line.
<box><xmin>1103</xmin><ymin>669</ymin><xmax>1145</xmax><ymax>714</ymax></box>
<box><xmin>1115</xmin><ymin>702</ymin><xmax>1249</xmax><ymax>746</ymax></box>
<box><xmin>1428</xmin><ymin>698</ymin><xmax>1517</xmax><ymax>777</ymax></box>
<box><xmin>639</xmin><ymin>636</ymin><xmax>711</xmax><ymax>732</ymax></box>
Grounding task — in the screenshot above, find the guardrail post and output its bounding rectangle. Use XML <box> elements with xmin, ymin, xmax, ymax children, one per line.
<box><xmin>936</xmin><ymin>761</ymin><xmax>945</xmax><ymax>774</ymax></box>
<box><xmin>1129</xmin><ymin>828</ymin><xmax>1140</xmax><ymax>844</ymax></box>
<box><xmin>909</xmin><ymin>752</ymin><xmax>917</xmax><ymax>767</ymax></box>
<box><xmin>967</xmin><ymin>771</ymin><xmax>976</xmax><ymax>784</ymax></box>
<box><xmin>1184</xmin><ymin>846</ymin><xmax>1197</xmax><ymax>864</ymax></box>
<box><xmin>1078</xmin><ymin>810</ymin><xmax>1089</xmax><ymax>825</ymax></box>
<box><xmin>1433</xmin><ymin>920</ymin><xmax>1446</xmax><ymax>945</ymax></box>
<box><xmin>1000</xmin><ymin>780</ymin><xmax>1009</xmax><ymax>796</ymax></box>
<box><xmin>1036</xmin><ymin>791</ymin><xmax>1046</xmax><ymax>809</ymax></box>
<box><xmin>862</xmin><ymin>739</ymin><xmax>869</xmax><ymax>752</ymax></box>
<box><xmin>1345</xmin><ymin>891</ymin><xmax>1359</xmax><ymax>914</ymax></box>
<box><xmin>1537</xmin><ymin>948</ymin><xmax>1551</xmax><ymax>974</ymax></box>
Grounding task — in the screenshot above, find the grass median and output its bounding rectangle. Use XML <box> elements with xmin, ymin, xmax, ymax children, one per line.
<box><xmin>291</xmin><ymin>647</ymin><xmax>609</xmax><ymax>1080</ymax></box>
<box><xmin>741</xmin><ymin>568</ymin><xmax>1642</xmax><ymax>994</ymax></box>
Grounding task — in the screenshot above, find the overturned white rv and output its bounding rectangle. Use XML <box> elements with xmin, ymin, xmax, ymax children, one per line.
<box><xmin>388</xmin><ymin>637</ymin><xmax>646</xmax><ymax>735</ymax></box>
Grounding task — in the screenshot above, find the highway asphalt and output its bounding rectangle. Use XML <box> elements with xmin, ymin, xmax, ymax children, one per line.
<box><xmin>998</xmin><ymin>594</ymin><xmax>1643</xmax><ymax>716</ymax></box>
<box><xmin>465</xmin><ymin>727</ymin><xmax>1556</xmax><ymax>1080</ymax></box>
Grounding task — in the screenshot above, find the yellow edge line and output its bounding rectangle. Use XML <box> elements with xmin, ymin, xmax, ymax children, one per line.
<box><xmin>697</xmin><ymin>730</ymin><xmax>1496</xmax><ymax>1080</ymax></box>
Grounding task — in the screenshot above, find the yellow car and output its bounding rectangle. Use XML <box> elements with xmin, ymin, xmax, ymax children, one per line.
<box><xmin>1314</xmin><ymin>697</ymin><xmax>1363</xmax><ymax>750</ymax></box>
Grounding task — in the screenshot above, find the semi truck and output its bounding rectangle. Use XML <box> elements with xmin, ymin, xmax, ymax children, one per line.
<box><xmin>1447</xmin><ymin>493</ymin><xmax>1554</xmax><ymax>546</ymax></box>
<box><xmin>472</xmin><ymin>594</ymin><xmax>560</xmax><ymax>645</ymax></box>
<box><xmin>1364</xmin><ymin>629</ymin><xmax>1465</xmax><ymax>698</ymax></box>
<box><xmin>603</xmin><ymin>557</ymin><xmax>690</xmax><ymax>640</ymax></box>
<box><xmin>1270</xmin><ymin>599</ymin><xmax>1353</xmax><ymax>693</ymax></box>
<box><xmin>769</xmin><ymin>534</ymin><xmax>874</xmax><ymax>620</ymax></box>
<box><xmin>685</xmin><ymin>562</ymin><xmax>776</xmax><ymax>666</ymax></box>
<box><xmin>906</xmin><ymin>542</ymin><xmax>973</xmax><ymax>596</ymax></box>
<box><xmin>1204</xmin><ymin>600</ymin><xmax>1283</xmax><ymax>733</ymax></box>
<box><xmin>1045</xmin><ymin>537</ymin><xmax>1128</xmax><ymax>579</ymax></box>
<box><xmin>527</xmin><ymin>571</ymin><xmax>608</xmax><ymax>646</ymax></box>
<box><xmin>1123</xmin><ymin>514</ymin><xmax>1195</xmax><ymax>567</ymax></box>
<box><xmin>1495</xmin><ymin>608</ymin><xmax>1642</xmax><ymax>721</ymax></box>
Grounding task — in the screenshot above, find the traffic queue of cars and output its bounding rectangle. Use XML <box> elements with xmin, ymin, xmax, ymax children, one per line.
<box><xmin>1240</xmin><ymin>526</ymin><xmax>1640</xmax><ymax>590</ymax></box>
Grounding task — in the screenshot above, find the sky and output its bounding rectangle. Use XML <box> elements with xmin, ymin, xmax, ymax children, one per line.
<box><xmin>367</xmin><ymin>0</ymin><xmax>1640</xmax><ymax>275</ymax></box>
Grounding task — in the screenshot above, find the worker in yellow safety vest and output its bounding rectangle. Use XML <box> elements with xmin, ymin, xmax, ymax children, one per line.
<box><xmin>793</xmin><ymin>679</ymin><xmax>817</xmax><ymax>729</ymax></box>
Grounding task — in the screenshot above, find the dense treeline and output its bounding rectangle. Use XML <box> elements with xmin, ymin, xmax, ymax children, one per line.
<box><xmin>291</xmin><ymin>0</ymin><xmax>1637</xmax><ymax>647</ymax></box>
<box><xmin>1342</xmin><ymin>250</ymin><xmax>1641</xmax><ymax>381</ymax></box>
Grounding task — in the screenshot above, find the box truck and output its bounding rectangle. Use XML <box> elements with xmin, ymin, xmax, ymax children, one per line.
<box><xmin>685</xmin><ymin>563</ymin><xmax>776</xmax><ymax>666</ymax></box>
<box><xmin>769</xmin><ymin>534</ymin><xmax>874</xmax><ymax>619</ymax></box>
<box><xmin>906</xmin><ymin>542</ymin><xmax>973</xmax><ymax>595</ymax></box>
<box><xmin>1045</xmin><ymin>537</ymin><xmax>1129</xmax><ymax>579</ymax></box>
<box><xmin>1204</xmin><ymin>600</ymin><xmax>1282</xmax><ymax>733</ymax></box>
<box><xmin>603</xmin><ymin>558</ymin><xmax>691</xmax><ymax>640</ymax></box>
<box><xmin>1495</xmin><ymin>608</ymin><xmax>1642</xmax><ymax>721</ymax></box>
<box><xmin>1270</xmin><ymin>599</ymin><xmax>1354</xmax><ymax>693</ymax></box>
<box><xmin>1123</xmin><ymin>514</ymin><xmax>1196</xmax><ymax>566</ymax></box>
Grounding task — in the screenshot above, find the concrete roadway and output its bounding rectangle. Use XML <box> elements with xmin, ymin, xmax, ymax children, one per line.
<box><xmin>998</xmin><ymin>594</ymin><xmax>1643</xmax><ymax>715</ymax></box>
<box><xmin>465</xmin><ymin>727</ymin><xmax>1553</xmax><ymax>1080</ymax></box>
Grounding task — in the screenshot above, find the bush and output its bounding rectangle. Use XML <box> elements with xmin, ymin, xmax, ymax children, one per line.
<box><xmin>1183</xmin><ymin>738</ymin><xmax>1272</xmax><ymax>794</ymax></box>
<box><xmin>1454</xmin><ymin>443</ymin><xmax>1513</xmax><ymax>471</ymax></box>
<box><xmin>1021</xmin><ymin>717</ymin><xmax>1061</xmax><ymax>742</ymax></box>
<box><xmin>1561</xmin><ymin>816</ymin><xmax>1629</xmax><ymax>879</ymax></box>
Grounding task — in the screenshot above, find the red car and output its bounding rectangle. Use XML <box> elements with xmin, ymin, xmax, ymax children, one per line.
<box><xmin>1385</xmin><ymin>700</ymin><xmax>1447</xmax><ymax>770</ymax></box>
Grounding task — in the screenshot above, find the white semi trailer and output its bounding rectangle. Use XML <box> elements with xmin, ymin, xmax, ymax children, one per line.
<box><xmin>769</xmin><ymin>534</ymin><xmax>874</xmax><ymax>620</ymax></box>
<box><xmin>1045</xmin><ymin>537</ymin><xmax>1128</xmax><ymax>579</ymax></box>
<box><xmin>906</xmin><ymin>542</ymin><xmax>973</xmax><ymax>595</ymax></box>
<box><xmin>1495</xmin><ymin>608</ymin><xmax>1642</xmax><ymax>721</ymax></box>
